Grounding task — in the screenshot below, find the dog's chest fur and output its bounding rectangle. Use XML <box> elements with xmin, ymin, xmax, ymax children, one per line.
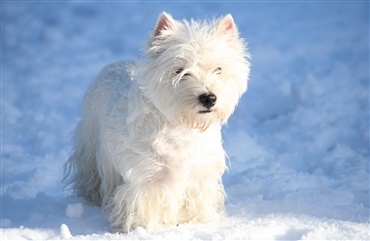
<box><xmin>155</xmin><ymin>124</ymin><xmax>223</xmax><ymax>166</ymax></box>
<box><xmin>112</xmin><ymin>117</ymin><xmax>225</xmax><ymax>183</ymax></box>
<box><xmin>145</xmin><ymin>124</ymin><xmax>226</xmax><ymax>188</ymax></box>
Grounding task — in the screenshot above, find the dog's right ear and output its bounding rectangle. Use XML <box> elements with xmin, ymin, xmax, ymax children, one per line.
<box><xmin>153</xmin><ymin>12</ymin><xmax>177</xmax><ymax>39</ymax></box>
<box><xmin>216</xmin><ymin>14</ymin><xmax>238</xmax><ymax>38</ymax></box>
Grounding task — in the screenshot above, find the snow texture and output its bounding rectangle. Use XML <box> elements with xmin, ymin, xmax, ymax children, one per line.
<box><xmin>1</xmin><ymin>1</ymin><xmax>369</xmax><ymax>240</ymax></box>
<box><xmin>60</xmin><ymin>224</ymin><xmax>72</xmax><ymax>240</ymax></box>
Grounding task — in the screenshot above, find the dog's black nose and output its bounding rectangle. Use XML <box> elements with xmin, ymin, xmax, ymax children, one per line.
<box><xmin>198</xmin><ymin>93</ymin><xmax>217</xmax><ymax>109</ymax></box>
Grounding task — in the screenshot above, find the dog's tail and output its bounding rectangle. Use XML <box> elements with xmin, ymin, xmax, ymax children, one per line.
<box><xmin>63</xmin><ymin>121</ymin><xmax>103</xmax><ymax>206</ymax></box>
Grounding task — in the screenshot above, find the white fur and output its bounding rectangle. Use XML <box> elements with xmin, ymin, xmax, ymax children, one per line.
<box><xmin>64</xmin><ymin>12</ymin><xmax>250</xmax><ymax>233</ymax></box>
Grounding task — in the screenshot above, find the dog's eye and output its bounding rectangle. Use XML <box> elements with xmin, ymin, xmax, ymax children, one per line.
<box><xmin>214</xmin><ymin>67</ymin><xmax>222</xmax><ymax>75</ymax></box>
<box><xmin>175</xmin><ymin>68</ymin><xmax>190</xmax><ymax>77</ymax></box>
<box><xmin>175</xmin><ymin>68</ymin><xmax>183</xmax><ymax>75</ymax></box>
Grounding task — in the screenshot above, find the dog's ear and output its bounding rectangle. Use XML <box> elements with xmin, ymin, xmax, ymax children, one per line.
<box><xmin>216</xmin><ymin>14</ymin><xmax>238</xmax><ymax>37</ymax></box>
<box><xmin>153</xmin><ymin>12</ymin><xmax>177</xmax><ymax>38</ymax></box>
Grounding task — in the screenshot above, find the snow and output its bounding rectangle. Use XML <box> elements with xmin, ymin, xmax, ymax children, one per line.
<box><xmin>1</xmin><ymin>1</ymin><xmax>369</xmax><ymax>240</ymax></box>
<box><xmin>60</xmin><ymin>224</ymin><xmax>72</xmax><ymax>240</ymax></box>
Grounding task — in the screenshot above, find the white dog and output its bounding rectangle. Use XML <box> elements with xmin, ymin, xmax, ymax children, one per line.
<box><xmin>64</xmin><ymin>12</ymin><xmax>250</xmax><ymax>232</ymax></box>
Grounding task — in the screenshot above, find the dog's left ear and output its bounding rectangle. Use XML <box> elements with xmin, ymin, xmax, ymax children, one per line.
<box><xmin>216</xmin><ymin>14</ymin><xmax>238</xmax><ymax>37</ymax></box>
<box><xmin>154</xmin><ymin>12</ymin><xmax>177</xmax><ymax>38</ymax></box>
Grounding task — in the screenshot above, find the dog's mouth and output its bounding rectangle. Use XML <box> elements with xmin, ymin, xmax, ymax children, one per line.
<box><xmin>199</xmin><ymin>110</ymin><xmax>212</xmax><ymax>114</ymax></box>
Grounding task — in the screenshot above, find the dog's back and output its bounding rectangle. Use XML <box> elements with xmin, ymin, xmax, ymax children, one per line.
<box><xmin>86</xmin><ymin>61</ymin><xmax>136</xmax><ymax>121</ymax></box>
<box><xmin>64</xmin><ymin>61</ymin><xmax>135</xmax><ymax>205</ymax></box>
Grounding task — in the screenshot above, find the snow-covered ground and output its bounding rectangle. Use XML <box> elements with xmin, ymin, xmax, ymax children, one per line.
<box><xmin>1</xmin><ymin>1</ymin><xmax>369</xmax><ymax>240</ymax></box>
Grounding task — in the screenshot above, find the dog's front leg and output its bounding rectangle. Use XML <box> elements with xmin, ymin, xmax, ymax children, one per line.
<box><xmin>108</xmin><ymin>163</ymin><xmax>185</xmax><ymax>232</ymax></box>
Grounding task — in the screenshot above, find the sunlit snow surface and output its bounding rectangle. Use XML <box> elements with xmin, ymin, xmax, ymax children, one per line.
<box><xmin>1</xmin><ymin>2</ymin><xmax>369</xmax><ymax>240</ymax></box>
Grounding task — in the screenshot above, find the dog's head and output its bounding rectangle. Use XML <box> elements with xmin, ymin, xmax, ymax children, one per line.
<box><xmin>138</xmin><ymin>12</ymin><xmax>250</xmax><ymax>130</ymax></box>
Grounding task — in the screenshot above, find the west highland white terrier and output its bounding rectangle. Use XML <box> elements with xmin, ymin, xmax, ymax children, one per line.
<box><xmin>64</xmin><ymin>12</ymin><xmax>250</xmax><ymax>232</ymax></box>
